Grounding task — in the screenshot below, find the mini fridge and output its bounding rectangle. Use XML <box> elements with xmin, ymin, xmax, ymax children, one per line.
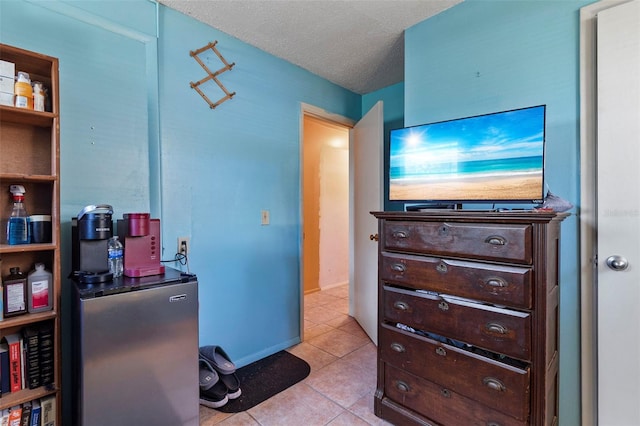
<box><xmin>71</xmin><ymin>268</ymin><xmax>199</xmax><ymax>426</ymax></box>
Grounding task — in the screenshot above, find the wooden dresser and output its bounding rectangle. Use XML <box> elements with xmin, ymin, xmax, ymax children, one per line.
<box><xmin>371</xmin><ymin>210</ymin><xmax>567</xmax><ymax>426</ymax></box>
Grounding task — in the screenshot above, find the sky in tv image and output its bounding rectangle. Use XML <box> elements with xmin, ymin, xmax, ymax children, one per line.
<box><xmin>389</xmin><ymin>105</ymin><xmax>545</xmax><ymax>201</ymax></box>
<box><xmin>390</xmin><ymin>106</ymin><xmax>545</xmax><ymax>179</ymax></box>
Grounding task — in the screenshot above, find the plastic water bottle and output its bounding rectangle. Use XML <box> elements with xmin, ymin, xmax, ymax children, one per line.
<box><xmin>7</xmin><ymin>185</ymin><xmax>29</xmax><ymax>245</ymax></box>
<box><xmin>107</xmin><ymin>236</ymin><xmax>124</xmax><ymax>278</ymax></box>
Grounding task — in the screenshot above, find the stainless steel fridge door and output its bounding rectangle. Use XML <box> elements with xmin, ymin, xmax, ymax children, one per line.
<box><xmin>77</xmin><ymin>280</ymin><xmax>199</xmax><ymax>425</ymax></box>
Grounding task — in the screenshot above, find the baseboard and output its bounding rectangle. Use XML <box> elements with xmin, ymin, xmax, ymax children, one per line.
<box><xmin>320</xmin><ymin>280</ymin><xmax>349</xmax><ymax>291</ymax></box>
<box><xmin>233</xmin><ymin>337</ymin><xmax>301</xmax><ymax>368</ymax></box>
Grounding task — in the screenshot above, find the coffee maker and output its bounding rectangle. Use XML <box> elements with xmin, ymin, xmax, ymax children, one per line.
<box><xmin>117</xmin><ymin>213</ymin><xmax>165</xmax><ymax>277</ymax></box>
<box><xmin>71</xmin><ymin>204</ymin><xmax>114</xmax><ymax>283</ymax></box>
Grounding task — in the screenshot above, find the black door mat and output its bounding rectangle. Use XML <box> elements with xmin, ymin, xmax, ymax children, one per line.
<box><xmin>215</xmin><ymin>350</ymin><xmax>311</xmax><ymax>413</ymax></box>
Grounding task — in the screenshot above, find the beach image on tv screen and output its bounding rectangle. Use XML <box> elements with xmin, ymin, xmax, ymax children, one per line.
<box><xmin>389</xmin><ymin>105</ymin><xmax>545</xmax><ymax>202</ymax></box>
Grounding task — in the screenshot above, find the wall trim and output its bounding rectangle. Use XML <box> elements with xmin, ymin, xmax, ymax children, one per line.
<box><xmin>300</xmin><ymin>103</ymin><xmax>356</xmax><ymax>128</ymax></box>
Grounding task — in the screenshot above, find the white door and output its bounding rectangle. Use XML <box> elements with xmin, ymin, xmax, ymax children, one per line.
<box><xmin>597</xmin><ymin>1</ymin><xmax>640</xmax><ymax>424</ymax></box>
<box><xmin>350</xmin><ymin>101</ymin><xmax>383</xmax><ymax>344</ymax></box>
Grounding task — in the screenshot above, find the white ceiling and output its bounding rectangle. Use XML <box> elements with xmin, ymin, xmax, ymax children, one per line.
<box><xmin>159</xmin><ymin>0</ymin><xmax>463</xmax><ymax>94</ymax></box>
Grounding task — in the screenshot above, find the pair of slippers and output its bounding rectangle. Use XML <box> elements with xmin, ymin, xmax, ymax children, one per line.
<box><xmin>199</xmin><ymin>345</ymin><xmax>242</xmax><ymax>409</ymax></box>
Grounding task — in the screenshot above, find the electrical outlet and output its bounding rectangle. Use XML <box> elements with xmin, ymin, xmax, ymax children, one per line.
<box><xmin>178</xmin><ymin>237</ymin><xmax>190</xmax><ymax>255</ymax></box>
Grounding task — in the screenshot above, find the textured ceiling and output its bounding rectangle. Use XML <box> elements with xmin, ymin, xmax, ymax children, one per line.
<box><xmin>159</xmin><ymin>0</ymin><xmax>462</xmax><ymax>94</ymax></box>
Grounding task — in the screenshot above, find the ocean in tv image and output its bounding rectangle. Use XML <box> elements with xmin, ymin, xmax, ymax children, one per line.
<box><xmin>389</xmin><ymin>105</ymin><xmax>545</xmax><ymax>201</ymax></box>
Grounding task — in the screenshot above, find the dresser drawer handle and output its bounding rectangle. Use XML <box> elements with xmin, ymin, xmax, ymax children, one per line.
<box><xmin>393</xmin><ymin>301</ymin><xmax>409</xmax><ymax>311</ymax></box>
<box><xmin>483</xmin><ymin>377</ymin><xmax>506</xmax><ymax>392</ymax></box>
<box><xmin>485</xmin><ymin>235</ymin><xmax>506</xmax><ymax>246</ymax></box>
<box><xmin>485</xmin><ymin>322</ymin><xmax>507</xmax><ymax>334</ymax></box>
<box><xmin>440</xmin><ymin>388</ymin><xmax>451</xmax><ymax>398</ymax></box>
<box><xmin>392</xmin><ymin>231</ymin><xmax>408</xmax><ymax>239</ymax></box>
<box><xmin>391</xmin><ymin>263</ymin><xmax>406</xmax><ymax>273</ymax></box>
<box><xmin>438</xmin><ymin>301</ymin><xmax>449</xmax><ymax>311</ymax></box>
<box><xmin>436</xmin><ymin>262</ymin><xmax>448</xmax><ymax>273</ymax></box>
<box><xmin>485</xmin><ymin>277</ymin><xmax>507</xmax><ymax>288</ymax></box>
<box><xmin>435</xmin><ymin>347</ymin><xmax>447</xmax><ymax>357</ymax></box>
<box><xmin>396</xmin><ymin>381</ymin><xmax>410</xmax><ymax>393</ymax></box>
<box><xmin>390</xmin><ymin>343</ymin><xmax>405</xmax><ymax>353</ymax></box>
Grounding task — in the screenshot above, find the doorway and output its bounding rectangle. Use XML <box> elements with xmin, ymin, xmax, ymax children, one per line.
<box><xmin>299</xmin><ymin>102</ymin><xmax>384</xmax><ymax>344</ymax></box>
<box><xmin>300</xmin><ymin>105</ymin><xmax>355</xmax><ymax>342</ymax></box>
<box><xmin>302</xmin><ymin>115</ymin><xmax>350</xmax><ymax>297</ymax></box>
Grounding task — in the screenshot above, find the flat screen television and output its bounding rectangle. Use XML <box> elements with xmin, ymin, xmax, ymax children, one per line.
<box><xmin>389</xmin><ymin>105</ymin><xmax>546</xmax><ymax>206</ymax></box>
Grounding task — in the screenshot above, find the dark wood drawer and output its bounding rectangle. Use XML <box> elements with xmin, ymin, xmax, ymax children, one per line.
<box><xmin>384</xmin><ymin>364</ymin><xmax>528</xmax><ymax>426</ymax></box>
<box><xmin>382</xmin><ymin>221</ymin><xmax>532</xmax><ymax>264</ymax></box>
<box><xmin>383</xmin><ymin>286</ymin><xmax>531</xmax><ymax>361</ymax></box>
<box><xmin>379</xmin><ymin>324</ymin><xmax>530</xmax><ymax>421</ymax></box>
<box><xmin>380</xmin><ymin>252</ymin><xmax>533</xmax><ymax>309</ymax></box>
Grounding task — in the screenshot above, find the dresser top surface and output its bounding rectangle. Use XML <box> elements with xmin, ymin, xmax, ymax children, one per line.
<box><xmin>371</xmin><ymin>210</ymin><xmax>569</xmax><ymax>223</ymax></box>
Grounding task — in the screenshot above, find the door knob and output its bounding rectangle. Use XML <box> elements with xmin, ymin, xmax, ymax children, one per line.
<box><xmin>369</xmin><ymin>234</ymin><xmax>379</xmax><ymax>241</ymax></box>
<box><xmin>606</xmin><ymin>255</ymin><xmax>629</xmax><ymax>271</ymax></box>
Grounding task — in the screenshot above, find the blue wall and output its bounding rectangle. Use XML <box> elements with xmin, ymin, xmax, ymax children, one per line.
<box><xmin>156</xmin><ymin>6</ymin><xmax>361</xmax><ymax>365</ymax></box>
<box><xmin>405</xmin><ymin>1</ymin><xmax>591</xmax><ymax>424</ymax></box>
<box><xmin>1</xmin><ymin>0</ymin><xmax>360</xmax><ymax>377</ymax></box>
<box><xmin>2</xmin><ymin>0</ymin><xmax>591</xmax><ymax>424</ymax></box>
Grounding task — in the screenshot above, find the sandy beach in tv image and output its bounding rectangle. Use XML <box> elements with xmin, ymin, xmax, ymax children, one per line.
<box><xmin>390</xmin><ymin>170</ymin><xmax>543</xmax><ymax>201</ymax></box>
<box><xmin>389</xmin><ymin>106</ymin><xmax>546</xmax><ymax>202</ymax></box>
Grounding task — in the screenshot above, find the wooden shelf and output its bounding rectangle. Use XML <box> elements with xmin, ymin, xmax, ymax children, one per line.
<box><xmin>0</xmin><ymin>311</ymin><xmax>57</xmax><ymax>331</ymax></box>
<box><xmin>0</xmin><ymin>174</ymin><xmax>57</xmax><ymax>182</ymax></box>
<box><xmin>0</xmin><ymin>243</ymin><xmax>57</xmax><ymax>254</ymax></box>
<box><xmin>0</xmin><ymin>105</ymin><xmax>56</xmax><ymax>126</ymax></box>
<box><xmin>0</xmin><ymin>385</ymin><xmax>58</xmax><ymax>408</ymax></box>
<box><xmin>0</xmin><ymin>43</ymin><xmax>61</xmax><ymax>422</ymax></box>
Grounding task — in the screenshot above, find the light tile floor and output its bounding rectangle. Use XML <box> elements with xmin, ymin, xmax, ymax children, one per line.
<box><xmin>199</xmin><ymin>284</ymin><xmax>392</xmax><ymax>426</ymax></box>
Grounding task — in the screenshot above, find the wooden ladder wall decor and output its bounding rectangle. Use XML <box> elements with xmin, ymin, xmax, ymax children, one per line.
<box><xmin>189</xmin><ymin>41</ymin><xmax>236</xmax><ymax>109</ymax></box>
